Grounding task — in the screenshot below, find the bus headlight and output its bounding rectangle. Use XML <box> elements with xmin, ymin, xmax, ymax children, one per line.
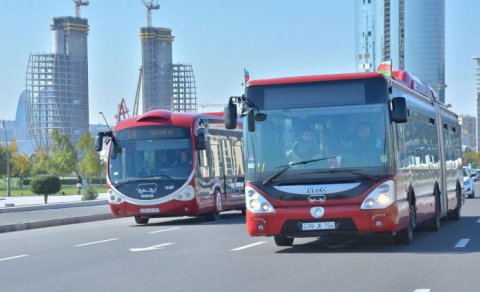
<box><xmin>108</xmin><ymin>188</ymin><xmax>124</xmax><ymax>205</ymax></box>
<box><xmin>361</xmin><ymin>180</ymin><xmax>395</xmax><ymax>210</ymax></box>
<box><xmin>246</xmin><ymin>186</ymin><xmax>274</xmax><ymax>214</ymax></box>
<box><xmin>174</xmin><ymin>186</ymin><xmax>195</xmax><ymax>201</ymax></box>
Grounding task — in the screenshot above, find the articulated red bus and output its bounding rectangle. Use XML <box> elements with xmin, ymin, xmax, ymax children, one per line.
<box><xmin>225</xmin><ymin>70</ymin><xmax>463</xmax><ymax>246</ymax></box>
<box><xmin>96</xmin><ymin>110</ymin><xmax>245</xmax><ymax>224</ymax></box>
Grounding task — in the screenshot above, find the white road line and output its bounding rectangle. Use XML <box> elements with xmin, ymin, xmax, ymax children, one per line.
<box><xmin>414</xmin><ymin>289</ymin><xmax>430</xmax><ymax>292</ymax></box>
<box><xmin>149</xmin><ymin>227</ymin><xmax>181</xmax><ymax>234</ymax></box>
<box><xmin>231</xmin><ymin>241</ymin><xmax>266</xmax><ymax>251</ymax></box>
<box><xmin>75</xmin><ymin>238</ymin><xmax>120</xmax><ymax>247</ymax></box>
<box><xmin>454</xmin><ymin>238</ymin><xmax>470</xmax><ymax>248</ymax></box>
<box><xmin>130</xmin><ymin>243</ymin><xmax>174</xmax><ymax>252</ymax></box>
<box><xmin>0</xmin><ymin>255</ymin><xmax>29</xmax><ymax>262</ymax></box>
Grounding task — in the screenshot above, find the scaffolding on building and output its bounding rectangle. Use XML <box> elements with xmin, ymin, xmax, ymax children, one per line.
<box><xmin>26</xmin><ymin>52</ymin><xmax>88</xmax><ymax>148</ymax></box>
<box><xmin>172</xmin><ymin>63</ymin><xmax>197</xmax><ymax>113</ymax></box>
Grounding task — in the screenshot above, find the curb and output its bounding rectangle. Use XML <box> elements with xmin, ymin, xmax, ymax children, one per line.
<box><xmin>0</xmin><ymin>213</ymin><xmax>115</xmax><ymax>233</ymax></box>
<box><xmin>0</xmin><ymin>199</ymin><xmax>108</xmax><ymax>213</ymax></box>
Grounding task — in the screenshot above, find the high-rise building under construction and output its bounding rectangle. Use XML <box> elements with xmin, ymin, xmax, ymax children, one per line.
<box><xmin>139</xmin><ymin>5</ymin><xmax>197</xmax><ymax>114</ymax></box>
<box><xmin>140</xmin><ymin>27</ymin><xmax>174</xmax><ymax>113</ymax></box>
<box><xmin>26</xmin><ymin>16</ymin><xmax>89</xmax><ymax>147</ymax></box>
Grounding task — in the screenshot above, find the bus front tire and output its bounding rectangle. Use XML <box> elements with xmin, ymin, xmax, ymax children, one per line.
<box><xmin>274</xmin><ymin>235</ymin><xmax>294</xmax><ymax>247</ymax></box>
<box><xmin>394</xmin><ymin>202</ymin><xmax>416</xmax><ymax>244</ymax></box>
<box><xmin>134</xmin><ymin>216</ymin><xmax>149</xmax><ymax>225</ymax></box>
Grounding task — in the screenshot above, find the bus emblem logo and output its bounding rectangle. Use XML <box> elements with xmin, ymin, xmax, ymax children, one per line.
<box><xmin>307</xmin><ymin>195</ymin><xmax>326</xmax><ymax>204</ymax></box>
<box><xmin>136</xmin><ymin>183</ymin><xmax>158</xmax><ymax>196</ymax></box>
<box><xmin>310</xmin><ymin>207</ymin><xmax>325</xmax><ymax>218</ymax></box>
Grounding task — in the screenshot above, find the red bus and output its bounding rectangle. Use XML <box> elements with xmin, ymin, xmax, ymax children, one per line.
<box><xmin>96</xmin><ymin>110</ymin><xmax>245</xmax><ymax>224</ymax></box>
<box><xmin>225</xmin><ymin>70</ymin><xmax>463</xmax><ymax>246</ymax></box>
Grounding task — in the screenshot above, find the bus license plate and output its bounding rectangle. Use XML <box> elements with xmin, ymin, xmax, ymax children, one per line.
<box><xmin>140</xmin><ymin>208</ymin><xmax>160</xmax><ymax>214</ymax></box>
<box><xmin>301</xmin><ymin>222</ymin><xmax>335</xmax><ymax>231</ymax></box>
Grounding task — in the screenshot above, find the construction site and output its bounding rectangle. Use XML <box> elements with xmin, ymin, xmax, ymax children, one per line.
<box><xmin>24</xmin><ymin>0</ymin><xmax>205</xmax><ymax>148</ymax></box>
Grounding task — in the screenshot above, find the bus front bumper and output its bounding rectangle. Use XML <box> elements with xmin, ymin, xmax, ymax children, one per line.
<box><xmin>246</xmin><ymin>203</ymin><xmax>404</xmax><ymax>237</ymax></box>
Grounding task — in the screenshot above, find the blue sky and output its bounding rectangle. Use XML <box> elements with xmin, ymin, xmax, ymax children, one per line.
<box><xmin>0</xmin><ymin>0</ymin><xmax>479</xmax><ymax>125</ymax></box>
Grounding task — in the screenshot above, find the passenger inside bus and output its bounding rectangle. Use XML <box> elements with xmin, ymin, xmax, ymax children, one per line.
<box><xmin>290</xmin><ymin>129</ymin><xmax>320</xmax><ymax>161</ymax></box>
<box><xmin>173</xmin><ymin>150</ymin><xmax>192</xmax><ymax>167</ymax></box>
<box><xmin>350</xmin><ymin>122</ymin><xmax>382</xmax><ymax>166</ymax></box>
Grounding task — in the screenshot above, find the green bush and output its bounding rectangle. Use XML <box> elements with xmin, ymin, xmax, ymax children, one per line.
<box><xmin>82</xmin><ymin>186</ymin><xmax>99</xmax><ymax>201</ymax></box>
<box><xmin>30</xmin><ymin>175</ymin><xmax>61</xmax><ymax>204</ymax></box>
<box><xmin>23</xmin><ymin>177</ymin><xmax>106</xmax><ymax>187</ymax></box>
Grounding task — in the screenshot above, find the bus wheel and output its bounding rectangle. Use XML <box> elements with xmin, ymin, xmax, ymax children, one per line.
<box><xmin>274</xmin><ymin>235</ymin><xmax>294</xmax><ymax>247</ymax></box>
<box><xmin>427</xmin><ymin>191</ymin><xmax>441</xmax><ymax>231</ymax></box>
<box><xmin>448</xmin><ymin>187</ymin><xmax>462</xmax><ymax>221</ymax></box>
<box><xmin>206</xmin><ymin>191</ymin><xmax>222</xmax><ymax>221</ymax></box>
<box><xmin>394</xmin><ymin>202</ymin><xmax>415</xmax><ymax>244</ymax></box>
<box><xmin>134</xmin><ymin>216</ymin><xmax>149</xmax><ymax>225</ymax></box>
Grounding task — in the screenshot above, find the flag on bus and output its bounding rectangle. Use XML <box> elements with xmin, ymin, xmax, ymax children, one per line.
<box><xmin>377</xmin><ymin>61</ymin><xmax>392</xmax><ymax>77</ymax></box>
<box><xmin>244</xmin><ymin>68</ymin><xmax>250</xmax><ymax>83</ymax></box>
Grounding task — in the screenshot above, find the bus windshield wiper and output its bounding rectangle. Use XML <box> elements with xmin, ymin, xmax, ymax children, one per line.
<box><xmin>263</xmin><ymin>156</ymin><xmax>337</xmax><ymax>186</ymax></box>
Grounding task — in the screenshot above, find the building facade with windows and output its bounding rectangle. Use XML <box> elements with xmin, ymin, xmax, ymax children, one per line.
<box><xmin>355</xmin><ymin>0</ymin><xmax>445</xmax><ymax>102</ymax></box>
<box><xmin>26</xmin><ymin>16</ymin><xmax>89</xmax><ymax>147</ymax></box>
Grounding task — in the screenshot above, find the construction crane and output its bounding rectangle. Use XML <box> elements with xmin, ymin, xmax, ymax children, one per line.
<box><xmin>141</xmin><ymin>0</ymin><xmax>160</xmax><ymax>27</ymax></box>
<box><xmin>73</xmin><ymin>0</ymin><xmax>89</xmax><ymax>18</ymax></box>
<box><xmin>133</xmin><ymin>66</ymin><xmax>143</xmax><ymax>116</ymax></box>
<box><xmin>115</xmin><ymin>98</ymin><xmax>130</xmax><ymax>123</ymax></box>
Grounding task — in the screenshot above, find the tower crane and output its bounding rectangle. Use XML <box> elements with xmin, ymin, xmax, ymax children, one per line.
<box><xmin>73</xmin><ymin>0</ymin><xmax>89</xmax><ymax>18</ymax></box>
<box><xmin>141</xmin><ymin>0</ymin><xmax>160</xmax><ymax>27</ymax></box>
<box><xmin>133</xmin><ymin>66</ymin><xmax>143</xmax><ymax>116</ymax></box>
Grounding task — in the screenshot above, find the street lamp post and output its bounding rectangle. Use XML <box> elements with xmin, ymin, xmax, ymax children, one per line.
<box><xmin>1</xmin><ymin>121</ymin><xmax>11</xmax><ymax>197</ymax></box>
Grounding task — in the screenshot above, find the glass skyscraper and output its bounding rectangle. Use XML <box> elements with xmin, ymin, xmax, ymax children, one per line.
<box><xmin>355</xmin><ymin>0</ymin><xmax>445</xmax><ymax>102</ymax></box>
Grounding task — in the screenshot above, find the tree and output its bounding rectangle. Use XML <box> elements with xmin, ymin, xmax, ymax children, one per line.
<box><xmin>47</xmin><ymin>129</ymin><xmax>78</xmax><ymax>176</ymax></box>
<box><xmin>9</xmin><ymin>138</ymin><xmax>31</xmax><ymax>183</ymax></box>
<box><xmin>30</xmin><ymin>148</ymin><xmax>50</xmax><ymax>176</ymax></box>
<box><xmin>77</xmin><ymin>131</ymin><xmax>103</xmax><ymax>177</ymax></box>
<box><xmin>463</xmin><ymin>151</ymin><xmax>480</xmax><ymax>167</ymax></box>
<box><xmin>30</xmin><ymin>175</ymin><xmax>61</xmax><ymax>204</ymax></box>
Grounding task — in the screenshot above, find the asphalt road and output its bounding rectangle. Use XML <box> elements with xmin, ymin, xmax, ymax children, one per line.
<box><xmin>0</xmin><ymin>198</ymin><xmax>479</xmax><ymax>292</ymax></box>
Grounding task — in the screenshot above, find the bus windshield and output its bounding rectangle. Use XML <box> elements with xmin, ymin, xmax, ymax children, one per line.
<box><xmin>245</xmin><ymin>104</ymin><xmax>392</xmax><ymax>181</ymax></box>
<box><xmin>108</xmin><ymin>126</ymin><xmax>193</xmax><ymax>187</ymax></box>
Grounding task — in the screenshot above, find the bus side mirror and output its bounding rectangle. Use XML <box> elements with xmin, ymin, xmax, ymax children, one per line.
<box><xmin>224</xmin><ymin>100</ymin><xmax>237</xmax><ymax>129</ymax></box>
<box><xmin>248</xmin><ymin>110</ymin><xmax>255</xmax><ymax>132</ymax></box>
<box><xmin>196</xmin><ymin>132</ymin><xmax>206</xmax><ymax>150</ymax></box>
<box><xmin>391</xmin><ymin>97</ymin><xmax>407</xmax><ymax>123</ymax></box>
<box><xmin>95</xmin><ymin>132</ymin><xmax>105</xmax><ymax>151</ymax></box>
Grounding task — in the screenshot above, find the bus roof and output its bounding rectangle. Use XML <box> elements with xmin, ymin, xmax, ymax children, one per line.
<box><xmin>247</xmin><ymin>72</ymin><xmax>383</xmax><ymax>86</ymax></box>
<box><xmin>114</xmin><ymin>110</ymin><xmax>222</xmax><ymax>131</ymax></box>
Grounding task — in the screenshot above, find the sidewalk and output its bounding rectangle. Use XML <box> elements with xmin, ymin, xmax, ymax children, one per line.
<box><xmin>0</xmin><ymin>193</ymin><xmax>115</xmax><ymax>233</ymax></box>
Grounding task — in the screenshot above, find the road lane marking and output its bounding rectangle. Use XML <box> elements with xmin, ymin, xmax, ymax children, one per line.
<box><xmin>0</xmin><ymin>255</ymin><xmax>29</xmax><ymax>262</ymax></box>
<box><xmin>130</xmin><ymin>243</ymin><xmax>174</xmax><ymax>252</ymax></box>
<box><xmin>414</xmin><ymin>289</ymin><xmax>430</xmax><ymax>292</ymax></box>
<box><xmin>75</xmin><ymin>238</ymin><xmax>120</xmax><ymax>247</ymax></box>
<box><xmin>454</xmin><ymin>238</ymin><xmax>470</xmax><ymax>248</ymax></box>
<box><xmin>149</xmin><ymin>227</ymin><xmax>181</xmax><ymax>234</ymax></box>
<box><xmin>231</xmin><ymin>241</ymin><xmax>266</xmax><ymax>251</ymax></box>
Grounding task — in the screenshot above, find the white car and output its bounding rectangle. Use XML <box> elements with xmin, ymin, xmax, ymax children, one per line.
<box><xmin>463</xmin><ymin>167</ymin><xmax>475</xmax><ymax>198</ymax></box>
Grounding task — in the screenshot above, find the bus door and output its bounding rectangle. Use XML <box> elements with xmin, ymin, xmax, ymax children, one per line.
<box><xmin>196</xmin><ymin>132</ymin><xmax>215</xmax><ymax>210</ymax></box>
<box><xmin>434</xmin><ymin>103</ymin><xmax>448</xmax><ymax>216</ymax></box>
